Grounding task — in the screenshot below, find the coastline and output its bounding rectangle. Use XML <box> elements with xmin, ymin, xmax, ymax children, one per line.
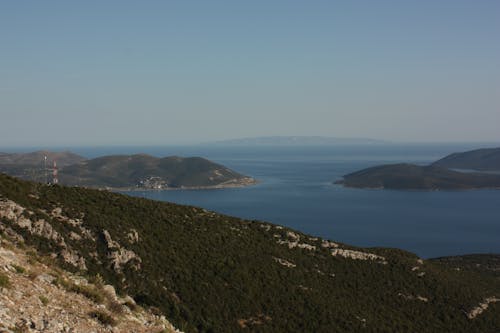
<box><xmin>334</xmin><ymin>179</ymin><xmax>500</xmax><ymax>191</ymax></box>
<box><xmin>100</xmin><ymin>177</ymin><xmax>259</xmax><ymax>192</ymax></box>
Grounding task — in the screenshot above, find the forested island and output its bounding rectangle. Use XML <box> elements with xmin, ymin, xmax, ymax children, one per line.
<box><xmin>336</xmin><ymin>147</ymin><xmax>500</xmax><ymax>190</ymax></box>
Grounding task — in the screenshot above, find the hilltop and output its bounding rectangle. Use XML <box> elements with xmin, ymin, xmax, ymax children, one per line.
<box><xmin>336</xmin><ymin>147</ymin><xmax>500</xmax><ymax>190</ymax></box>
<box><xmin>0</xmin><ymin>174</ymin><xmax>499</xmax><ymax>332</ymax></box>
<box><xmin>0</xmin><ymin>151</ymin><xmax>256</xmax><ymax>190</ymax></box>
<box><xmin>432</xmin><ymin>147</ymin><xmax>500</xmax><ymax>171</ymax></box>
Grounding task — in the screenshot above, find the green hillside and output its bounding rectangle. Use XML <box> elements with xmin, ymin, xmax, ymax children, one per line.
<box><xmin>59</xmin><ymin>154</ymin><xmax>255</xmax><ymax>189</ymax></box>
<box><xmin>0</xmin><ymin>174</ymin><xmax>499</xmax><ymax>332</ymax></box>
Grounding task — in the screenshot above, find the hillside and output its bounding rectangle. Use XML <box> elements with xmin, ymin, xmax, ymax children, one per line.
<box><xmin>59</xmin><ymin>154</ymin><xmax>256</xmax><ymax>189</ymax></box>
<box><xmin>432</xmin><ymin>147</ymin><xmax>500</xmax><ymax>171</ymax></box>
<box><xmin>0</xmin><ymin>151</ymin><xmax>256</xmax><ymax>190</ymax></box>
<box><xmin>336</xmin><ymin>163</ymin><xmax>500</xmax><ymax>190</ymax></box>
<box><xmin>1</xmin><ymin>174</ymin><xmax>499</xmax><ymax>332</ymax></box>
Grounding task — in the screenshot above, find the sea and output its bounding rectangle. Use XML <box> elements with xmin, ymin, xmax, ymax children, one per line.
<box><xmin>13</xmin><ymin>143</ymin><xmax>500</xmax><ymax>259</ymax></box>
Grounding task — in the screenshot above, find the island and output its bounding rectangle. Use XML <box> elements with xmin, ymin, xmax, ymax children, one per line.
<box><xmin>210</xmin><ymin>136</ymin><xmax>386</xmax><ymax>146</ymax></box>
<box><xmin>0</xmin><ymin>151</ymin><xmax>257</xmax><ymax>190</ymax></box>
<box><xmin>336</xmin><ymin>147</ymin><xmax>500</xmax><ymax>190</ymax></box>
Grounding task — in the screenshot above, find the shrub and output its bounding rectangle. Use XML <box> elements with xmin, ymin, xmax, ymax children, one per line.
<box><xmin>39</xmin><ymin>295</ymin><xmax>49</xmax><ymax>306</ymax></box>
<box><xmin>12</xmin><ymin>264</ymin><xmax>26</xmax><ymax>274</ymax></box>
<box><xmin>89</xmin><ymin>310</ymin><xmax>116</xmax><ymax>326</ymax></box>
<box><xmin>0</xmin><ymin>272</ymin><xmax>10</xmax><ymax>288</ymax></box>
<box><xmin>53</xmin><ymin>276</ymin><xmax>105</xmax><ymax>304</ymax></box>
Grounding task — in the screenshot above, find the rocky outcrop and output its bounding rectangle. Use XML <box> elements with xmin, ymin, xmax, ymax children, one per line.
<box><xmin>0</xmin><ymin>200</ymin><xmax>64</xmax><ymax>246</ymax></box>
<box><xmin>48</xmin><ymin>207</ymin><xmax>95</xmax><ymax>241</ymax></box>
<box><xmin>466</xmin><ymin>297</ymin><xmax>500</xmax><ymax>319</ymax></box>
<box><xmin>321</xmin><ymin>240</ymin><xmax>339</xmax><ymax>249</ymax></box>
<box><xmin>276</xmin><ymin>231</ymin><xmax>317</xmax><ymax>251</ymax></box>
<box><xmin>330</xmin><ymin>249</ymin><xmax>387</xmax><ymax>264</ymax></box>
<box><xmin>273</xmin><ymin>257</ymin><xmax>296</xmax><ymax>268</ymax></box>
<box><xmin>60</xmin><ymin>248</ymin><xmax>87</xmax><ymax>270</ymax></box>
<box><xmin>102</xmin><ymin>230</ymin><xmax>142</xmax><ymax>273</ymax></box>
<box><xmin>0</xmin><ymin>199</ymin><xmax>87</xmax><ymax>270</ymax></box>
<box><xmin>127</xmin><ymin>229</ymin><xmax>139</xmax><ymax>244</ymax></box>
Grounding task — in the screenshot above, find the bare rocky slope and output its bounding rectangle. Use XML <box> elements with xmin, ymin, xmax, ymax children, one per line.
<box><xmin>0</xmin><ymin>173</ymin><xmax>499</xmax><ymax>332</ymax></box>
<box><xmin>0</xmin><ymin>236</ymin><xmax>181</xmax><ymax>333</ymax></box>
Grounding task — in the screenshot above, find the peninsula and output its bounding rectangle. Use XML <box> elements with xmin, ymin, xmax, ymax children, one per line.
<box><xmin>0</xmin><ymin>151</ymin><xmax>256</xmax><ymax>190</ymax></box>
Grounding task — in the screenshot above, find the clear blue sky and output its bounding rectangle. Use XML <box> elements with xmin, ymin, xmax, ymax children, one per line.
<box><xmin>1</xmin><ymin>0</ymin><xmax>499</xmax><ymax>146</ymax></box>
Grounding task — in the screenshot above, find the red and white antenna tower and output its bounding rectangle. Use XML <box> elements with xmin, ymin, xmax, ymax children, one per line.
<box><xmin>52</xmin><ymin>160</ymin><xmax>58</xmax><ymax>184</ymax></box>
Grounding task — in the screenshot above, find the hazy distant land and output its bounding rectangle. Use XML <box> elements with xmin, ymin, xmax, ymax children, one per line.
<box><xmin>211</xmin><ymin>136</ymin><xmax>387</xmax><ymax>146</ymax></box>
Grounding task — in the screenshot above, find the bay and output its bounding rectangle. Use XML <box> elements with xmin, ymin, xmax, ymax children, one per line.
<box><xmin>70</xmin><ymin>143</ymin><xmax>500</xmax><ymax>258</ymax></box>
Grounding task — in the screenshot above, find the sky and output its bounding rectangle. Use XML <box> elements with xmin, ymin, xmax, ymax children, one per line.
<box><xmin>1</xmin><ymin>0</ymin><xmax>499</xmax><ymax>146</ymax></box>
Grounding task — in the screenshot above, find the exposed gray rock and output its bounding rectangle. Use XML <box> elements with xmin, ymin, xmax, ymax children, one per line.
<box><xmin>273</xmin><ymin>257</ymin><xmax>296</xmax><ymax>268</ymax></box>
<box><xmin>466</xmin><ymin>297</ymin><xmax>500</xmax><ymax>319</ymax></box>
<box><xmin>331</xmin><ymin>249</ymin><xmax>387</xmax><ymax>264</ymax></box>
<box><xmin>102</xmin><ymin>230</ymin><xmax>142</xmax><ymax>273</ymax></box>
<box><xmin>0</xmin><ymin>199</ymin><xmax>87</xmax><ymax>270</ymax></box>
<box><xmin>60</xmin><ymin>248</ymin><xmax>87</xmax><ymax>270</ymax></box>
<box><xmin>127</xmin><ymin>229</ymin><xmax>139</xmax><ymax>244</ymax></box>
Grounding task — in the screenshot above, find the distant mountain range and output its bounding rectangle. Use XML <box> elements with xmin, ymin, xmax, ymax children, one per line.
<box><xmin>337</xmin><ymin>148</ymin><xmax>500</xmax><ymax>190</ymax></box>
<box><xmin>0</xmin><ymin>151</ymin><xmax>256</xmax><ymax>190</ymax></box>
<box><xmin>211</xmin><ymin>136</ymin><xmax>387</xmax><ymax>146</ymax></box>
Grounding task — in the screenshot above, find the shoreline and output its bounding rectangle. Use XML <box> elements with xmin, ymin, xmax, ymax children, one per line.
<box><xmin>335</xmin><ymin>180</ymin><xmax>500</xmax><ymax>191</ymax></box>
<box><xmin>101</xmin><ymin>178</ymin><xmax>259</xmax><ymax>192</ymax></box>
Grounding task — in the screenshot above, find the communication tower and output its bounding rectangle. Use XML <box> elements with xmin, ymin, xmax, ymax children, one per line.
<box><xmin>53</xmin><ymin>160</ymin><xmax>58</xmax><ymax>184</ymax></box>
<box><xmin>44</xmin><ymin>155</ymin><xmax>48</xmax><ymax>184</ymax></box>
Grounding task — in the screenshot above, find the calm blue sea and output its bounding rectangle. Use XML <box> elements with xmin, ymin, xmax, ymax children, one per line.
<box><xmin>51</xmin><ymin>144</ymin><xmax>500</xmax><ymax>258</ymax></box>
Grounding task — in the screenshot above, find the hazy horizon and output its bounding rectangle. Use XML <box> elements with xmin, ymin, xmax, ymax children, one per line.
<box><xmin>2</xmin><ymin>1</ymin><xmax>499</xmax><ymax>146</ymax></box>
